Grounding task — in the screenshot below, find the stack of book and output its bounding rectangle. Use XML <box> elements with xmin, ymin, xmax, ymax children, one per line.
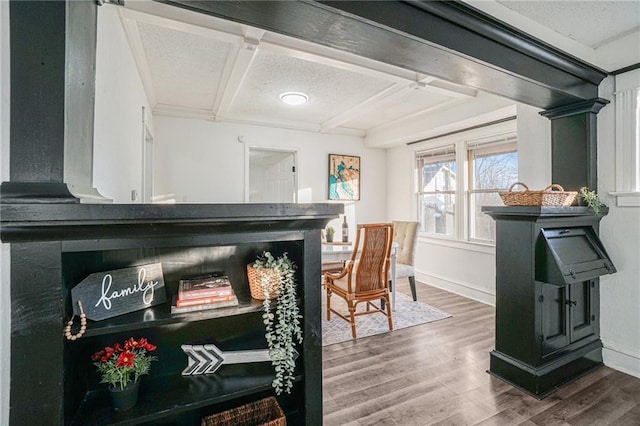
<box><xmin>171</xmin><ymin>275</ymin><xmax>238</xmax><ymax>314</ymax></box>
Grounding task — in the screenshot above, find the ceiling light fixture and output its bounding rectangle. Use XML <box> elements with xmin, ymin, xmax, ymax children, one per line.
<box><xmin>279</xmin><ymin>92</ymin><xmax>309</xmax><ymax>106</ymax></box>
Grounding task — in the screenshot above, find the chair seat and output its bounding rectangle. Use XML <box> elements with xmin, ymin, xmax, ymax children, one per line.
<box><xmin>394</xmin><ymin>262</ymin><xmax>414</xmax><ymax>279</ymax></box>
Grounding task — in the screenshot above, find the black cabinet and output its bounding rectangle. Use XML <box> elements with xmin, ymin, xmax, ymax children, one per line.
<box><xmin>483</xmin><ymin>206</ymin><xmax>615</xmax><ymax>398</ymax></box>
<box><xmin>1</xmin><ymin>203</ymin><xmax>341</xmax><ymax>425</ymax></box>
<box><xmin>538</xmin><ymin>280</ymin><xmax>597</xmax><ymax>357</ymax></box>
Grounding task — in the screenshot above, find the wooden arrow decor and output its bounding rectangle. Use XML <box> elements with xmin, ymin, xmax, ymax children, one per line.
<box><xmin>181</xmin><ymin>343</ymin><xmax>299</xmax><ymax>375</ymax></box>
<box><xmin>71</xmin><ymin>263</ymin><xmax>167</xmax><ymax>321</ymax></box>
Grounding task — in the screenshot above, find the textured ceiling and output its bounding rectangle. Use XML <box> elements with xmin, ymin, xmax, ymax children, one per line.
<box><xmin>120</xmin><ymin>0</ymin><xmax>637</xmax><ymax>142</ymax></box>
<box><xmin>229</xmin><ymin>50</ymin><xmax>394</xmax><ymax>128</ymax></box>
<box><xmin>137</xmin><ymin>22</ymin><xmax>234</xmax><ymax>110</ymax></box>
<box><xmin>498</xmin><ymin>0</ymin><xmax>640</xmax><ymax>47</ymax></box>
<box><xmin>120</xmin><ymin>2</ymin><xmax>481</xmax><ymax>137</ymax></box>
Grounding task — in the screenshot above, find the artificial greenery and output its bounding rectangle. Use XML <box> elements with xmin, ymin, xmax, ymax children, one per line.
<box><xmin>579</xmin><ymin>187</ymin><xmax>604</xmax><ymax>215</ymax></box>
<box><xmin>92</xmin><ymin>337</ymin><xmax>157</xmax><ymax>390</ymax></box>
<box><xmin>325</xmin><ymin>226</ymin><xmax>335</xmax><ymax>242</ymax></box>
<box><xmin>253</xmin><ymin>251</ymin><xmax>303</xmax><ymax>395</ymax></box>
<box><xmin>325</xmin><ymin>226</ymin><xmax>335</xmax><ymax>238</ymax></box>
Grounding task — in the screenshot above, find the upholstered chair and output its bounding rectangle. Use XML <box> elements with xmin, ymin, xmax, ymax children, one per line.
<box><xmin>392</xmin><ymin>220</ymin><xmax>419</xmax><ymax>301</ymax></box>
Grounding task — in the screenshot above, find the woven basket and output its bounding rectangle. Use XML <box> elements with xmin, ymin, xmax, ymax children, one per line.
<box><xmin>246</xmin><ymin>265</ymin><xmax>281</xmax><ymax>300</ymax></box>
<box><xmin>201</xmin><ymin>396</ymin><xmax>286</xmax><ymax>426</ymax></box>
<box><xmin>499</xmin><ymin>182</ymin><xmax>577</xmax><ymax>207</ymax></box>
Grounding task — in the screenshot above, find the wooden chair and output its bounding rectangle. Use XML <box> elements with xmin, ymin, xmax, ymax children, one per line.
<box><xmin>325</xmin><ymin>223</ymin><xmax>394</xmax><ymax>338</ymax></box>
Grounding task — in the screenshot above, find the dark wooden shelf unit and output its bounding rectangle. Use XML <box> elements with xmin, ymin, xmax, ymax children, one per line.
<box><xmin>483</xmin><ymin>206</ymin><xmax>615</xmax><ymax>398</ymax></box>
<box><xmin>1</xmin><ymin>203</ymin><xmax>341</xmax><ymax>426</ymax></box>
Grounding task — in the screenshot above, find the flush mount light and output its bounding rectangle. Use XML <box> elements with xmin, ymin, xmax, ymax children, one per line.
<box><xmin>279</xmin><ymin>91</ymin><xmax>309</xmax><ymax>106</ymax></box>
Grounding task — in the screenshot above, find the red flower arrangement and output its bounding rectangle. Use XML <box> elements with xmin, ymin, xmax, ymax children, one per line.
<box><xmin>92</xmin><ymin>337</ymin><xmax>158</xmax><ymax>390</ymax></box>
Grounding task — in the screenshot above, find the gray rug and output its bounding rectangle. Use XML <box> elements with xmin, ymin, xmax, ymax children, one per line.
<box><xmin>321</xmin><ymin>290</ymin><xmax>452</xmax><ymax>346</ymax></box>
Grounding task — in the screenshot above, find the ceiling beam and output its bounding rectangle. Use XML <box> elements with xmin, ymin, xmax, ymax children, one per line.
<box><xmin>320</xmin><ymin>82</ymin><xmax>411</xmax><ymax>131</ymax></box>
<box><xmin>160</xmin><ymin>0</ymin><xmax>606</xmax><ymax>109</ymax></box>
<box><xmin>118</xmin><ymin>10</ymin><xmax>158</xmax><ymax>108</ymax></box>
<box><xmin>214</xmin><ymin>28</ymin><xmax>264</xmax><ymax>120</ymax></box>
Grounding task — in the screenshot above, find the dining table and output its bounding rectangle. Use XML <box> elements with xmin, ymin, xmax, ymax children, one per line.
<box><xmin>320</xmin><ymin>240</ymin><xmax>399</xmax><ymax>309</ymax></box>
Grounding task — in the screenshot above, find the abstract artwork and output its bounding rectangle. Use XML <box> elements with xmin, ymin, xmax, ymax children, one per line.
<box><xmin>328</xmin><ymin>154</ymin><xmax>360</xmax><ymax>200</ymax></box>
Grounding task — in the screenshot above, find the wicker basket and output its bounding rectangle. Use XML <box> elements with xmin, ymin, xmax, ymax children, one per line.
<box><xmin>201</xmin><ymin>397</ymin><xmax>286</xmax><ymax>426</ymax></box>
<box><xmin>499</xmin><ymin>182</ymin><xmax>577</xmax><ymax>207</ymax></box>
<box><xmin>246</xmin><ymin>265</ymin><xmax>281</xmax><ymax>300</ymax></box>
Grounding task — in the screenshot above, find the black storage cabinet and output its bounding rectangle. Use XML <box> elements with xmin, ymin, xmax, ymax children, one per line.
<box><xmin>483</xmin><ymin>206</ymin><xmax>616</xmax><ymax>398</ymax></box>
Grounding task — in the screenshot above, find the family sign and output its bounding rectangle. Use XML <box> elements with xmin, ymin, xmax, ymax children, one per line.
<box><xmin>71</xmin><ymin>263</ymin><xmax>167</xmax><ymax>321</ymax></box>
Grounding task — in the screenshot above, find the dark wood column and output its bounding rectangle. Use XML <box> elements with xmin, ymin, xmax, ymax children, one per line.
<box><xmin>3</xmin><ymin>0</ymin><xmax>103</xmax><ymax>203</ymax></box>
<box><xmin>540</xmin><ymin>98</ymin><xmax>610</xmax><ymax>191</ymax></box>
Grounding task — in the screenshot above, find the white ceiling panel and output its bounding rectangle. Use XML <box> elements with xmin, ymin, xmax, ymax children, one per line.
<box><xmin>342</xmin><ymin>87</ymin><xmax>454</xmax><ymax>130</ymax></box>
<box><xmin>137</xmin><ymin>21</ymin><xmax>234</xmax><ymax>110</ymax></box>
<box><xmin>227</xmin><ymin>49</ymin><xmax>395</xmax><ymax>126</ymax></box>
<box><xmin>498</xmin><ymin>0</ymin><xmax>640</xmax><ymax>47</ymax></box>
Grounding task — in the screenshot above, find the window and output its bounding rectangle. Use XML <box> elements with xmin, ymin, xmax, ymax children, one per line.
<box><xmin>468</xmin><ymin>136</ymin><xmax>518</xmax><ymax>242</ymax></box>
<box><xmin>611</xmin><ymin>68</ymin><xmax>640</xmax><ymax>206</ymax></box>
<box><xmin>417</xmin><ymin>146</ymin><xmax>456</xmax><ymax>237</ymax></box>
<box><xmin>416</xmin><ymin>130</ymin><xmax>517</xmax><ymax>243</ymax></box>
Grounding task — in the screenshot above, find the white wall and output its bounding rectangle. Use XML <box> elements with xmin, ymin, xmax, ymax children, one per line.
<box><xmin>94</xmin><ymin>5</ymin><xmax>154</xmax><ymax>203</ymax></box>
<box><xmin>153</xmin><ymin>116</ymin><xmax>388</xmax><ymax>229</ymax></box>
<box><xmin>516</xmin><ymin>103</ymin><xmax>551</xmax><ymax>189</ymax></box>
<box><xmin>597</xmin><ymin>74</ymin><xmax>640</xmax><ymax>378</ymax></box>
<box><xmin>0</xmin><ymin>1</ymin><xmax>10</xmax><ymax>424</ymax></box>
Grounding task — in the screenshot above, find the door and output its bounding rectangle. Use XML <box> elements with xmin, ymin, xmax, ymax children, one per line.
<box><xmin>539</xmin><ymin>280</ymin><xmax>597</xmax><ymax>358</ymax></box>
<box><xmin>248</xmin><ymin>148</ymin><xmax>296</xmax><ymax>203</ymax></box>
<box><xmin>570</xmin><ymin>280</ymin><xmax>597</xmax><ymax>342</ymax></box>
<box><xmin>540</xmin><ymin>282</ymin><xmax>569</xmax><ymax>356</ymax></box>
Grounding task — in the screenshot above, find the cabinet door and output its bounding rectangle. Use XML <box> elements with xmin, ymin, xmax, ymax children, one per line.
<box><xmin>569</xmin><ymin>280</ymin><xmax>596</xmax><ymax>342</ymax></box>
<box><xmin>540</xmin><ymin>283</ymin><xmax>570</xmax><ymax>356</ymax></box>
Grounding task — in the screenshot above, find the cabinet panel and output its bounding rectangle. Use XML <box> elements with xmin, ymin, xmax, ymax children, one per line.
<box><xmin>540</xmin><ymin>280</ymin><xmax>597</xmax><ymax>359</ymax></box>
<box><xmin>540</xmin><ymin>283</ymin><xmax>569</xmax><ymax>356</ymax></box>
<box><xmin>570</xmin><ymin>280</ymin><xmax>596</xmax><ymax>342</ymax></box>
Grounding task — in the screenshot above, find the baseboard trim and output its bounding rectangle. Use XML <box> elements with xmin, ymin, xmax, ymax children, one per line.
<box><xmin>415</xmin><ymin>271</ymin><xmax>495</xmax><ymax>306</ymax></box>
<box><xmin>602</xmin><ymin>343</ymin><xmax>640</xmax><ymax>379</ymax></box>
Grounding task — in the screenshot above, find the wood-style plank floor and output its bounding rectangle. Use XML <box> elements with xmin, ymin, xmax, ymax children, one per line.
<box><xmin>322</xmin><ymin>280</ymin><xmax>640</xmax><ymax>425</ymax></box>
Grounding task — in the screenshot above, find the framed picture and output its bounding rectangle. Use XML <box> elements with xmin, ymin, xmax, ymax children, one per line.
<box><xmin>328</xmin><ymin>154</ymin><xmax>360</xmax><ymax>201</ymax></box>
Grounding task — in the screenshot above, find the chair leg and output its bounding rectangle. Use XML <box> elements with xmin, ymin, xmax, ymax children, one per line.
<box><xmin>347</xmin><ymin>300</ymin><xmax>357</xmax><ymax>338</ymax></box>
<box><xmin>409</xmin><ymin>276</ymin><xmax>417</xmax><ymax>301</ymax></box>
<box><xmin>326</xmin><ymin>287</ymin><xmax>331</xmax><ymax>321</ymax></box>
<box><xmin>385</xmin><ymin>295</ymin><xmax>393</xmax><ymax>331</ymax></box>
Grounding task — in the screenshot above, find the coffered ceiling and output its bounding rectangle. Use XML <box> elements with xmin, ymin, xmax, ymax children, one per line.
<box><xmin>117</xmin><ymin>0</ymin><xmax>639</xmax><ymax>145</ymax></box>
<box><xmin>118</xmin><ymin>1</ymin><xmax>483</xmax><ymax>139</ymax></box>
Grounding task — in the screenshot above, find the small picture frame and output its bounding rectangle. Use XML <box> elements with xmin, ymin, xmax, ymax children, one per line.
<box><xmin>328</xmin><ymin>154</ymin><xmax>360</xmax><ymax>201</ymax></box>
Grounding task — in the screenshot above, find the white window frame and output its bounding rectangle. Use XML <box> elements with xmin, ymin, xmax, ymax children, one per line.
<box><xmin>466</xmin><ymin>134</ymin><xmax>518</xmax><ymax>243</ymax></box>
<box><xmin>611</xmin><ymin>68</ymin><xmax>640</xmax><ymax>206</ymax></box>
<box><xmin>416</xmin><ymin>145</ymin><xmax>458</xmax><ymax>239</ymax></box>
<box><xmin>415</xmin><ymin>121</ymin><xmax>518</xmax><ymax>245</ymax></box>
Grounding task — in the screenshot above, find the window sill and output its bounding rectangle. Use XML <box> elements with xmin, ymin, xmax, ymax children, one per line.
<box><xmin>418</xmin><ymin>235</ymin><xmax>495</xmax><ymax>254</ymax></box>
<box><xmin>610</xmin><ymin>192</ymin><xmax>640</xmax><ymax>207</ymax></box>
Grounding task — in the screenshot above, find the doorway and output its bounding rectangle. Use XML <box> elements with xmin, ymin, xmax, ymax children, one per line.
<box><xmin>247</xmin><ymin>148</ymin><xmax>297</xmax><ymax>203</ymax></box>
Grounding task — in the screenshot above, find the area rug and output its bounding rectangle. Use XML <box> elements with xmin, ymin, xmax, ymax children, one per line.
<box><xmin>321</xmin><ymin>291</ymin><xmax>452</xmax><ymax>346</ymax></box>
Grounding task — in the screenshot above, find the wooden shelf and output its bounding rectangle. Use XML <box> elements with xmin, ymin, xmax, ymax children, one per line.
<box><xmin>4</xmin><ymin>202</ymin><xmax>334</xmax><ymax>425</ymax></box>
<box><xmin>71</xmin><ymin>367</ymin><xmax>303</xmax><ymax>425</ymax></box>
<box><xmin>78</xmin><ymin>297</ymin><xmax>265</xmax><ymax>338</ymax></box>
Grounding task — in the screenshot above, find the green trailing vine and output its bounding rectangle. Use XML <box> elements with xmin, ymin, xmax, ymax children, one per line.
<box><xmin>579</xmin><ymin>187</ymin><xmax>604</xmax><ymax>215</ymax></box>
<box><xmin>253</xmin><ymin>251</ymin><xmax>303</xmax><ymax>395</ymax></box>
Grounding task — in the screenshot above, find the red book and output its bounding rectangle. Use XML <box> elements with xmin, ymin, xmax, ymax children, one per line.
<box><xmin>178</xmin><ymin>276</ymin><xmax>233</xmax><ymax>300</ymax></box>
<box><xmin>176</xmin><ymin>294</ymin><xmax>237</xmax><ymax>307</ymax></box>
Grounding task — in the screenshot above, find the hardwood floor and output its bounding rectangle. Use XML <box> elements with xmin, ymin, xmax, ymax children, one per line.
<box><xmin>322</xmin><ymin>280</ymin><xmax>640</xmax><ymax>425</ymax></box>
